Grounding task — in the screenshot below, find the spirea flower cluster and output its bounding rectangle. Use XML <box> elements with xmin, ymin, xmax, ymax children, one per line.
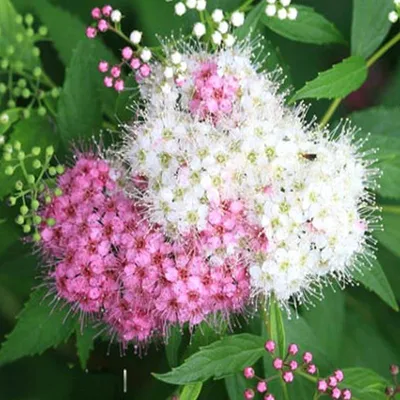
<box><xmin>38</xmin><ymin>3</ymin><xmax>379</xmax><ymax>345</ymax></box>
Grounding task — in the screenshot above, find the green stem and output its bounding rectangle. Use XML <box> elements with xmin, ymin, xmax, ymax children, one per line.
<box><xmin>382</xmin><ymin>204</ymin><xmax>400</xmax><ymax>215</ymax></box>
<box><xmin>239</xmin><ymin>0</ymin><xmax>255</xmax><ymax>12</ymax></box>
<box><xmin>319</xmin><ymin>31</ymin><xmax>400</xmax><ymax>128</ymax></box>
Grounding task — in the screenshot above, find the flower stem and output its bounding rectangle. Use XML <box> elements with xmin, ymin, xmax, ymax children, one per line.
<box><xmin>319</xmin><ymin>31</ymin><xmax>400</xmax><ymax>128</ymax></box>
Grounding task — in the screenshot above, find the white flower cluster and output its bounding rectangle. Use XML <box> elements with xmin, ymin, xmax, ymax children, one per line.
<box><xmin>389</xmin><ymin>0</ymin><xmax>400</xmax><ymax>23</ymax></box>
<box><xmin>265</xmin><ymin>0</ymin><xmax>298</xmax><ymax>20</ymax></box>
<box><xmin>118</xmin><ymin>42</ymin><xmax>378</xmax><ymax>303</ymax></box>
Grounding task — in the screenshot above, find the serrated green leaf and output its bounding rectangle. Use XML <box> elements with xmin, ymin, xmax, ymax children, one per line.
<box><xmin>340</xmin><ymin>368</ymin><xmax>389</xmax><ymax>400</ymax></box>
<box><xmin>57</xmin><ymin>40</ymin><xmax>102</xmax><ymax>146</ymax></box>
<box><xmin>376</xmin><ymin>207</ymin><xmax>400</xmax><ymax>258</ymax></box>
<box><xmin>351</xmin><ymin>0</ymin><xmax>393</xmax><ymax>59</ymax></box>
<box><xmin>0</xmin><ymin>115</ymin><xmax>58</xmax><ymax>199</ymax></box>
<box><xmin>180</xmin><ymin>382</ymin><xmax>202</xmax><ymax>400</ymax></box>
<box><xmin>290</xmin><ymin>56</ymin><xmax>368</xmax><ymax>102</ymax></box>
<box><xmin>303</xmin><ymin>287</ymin><xmax>345</xmax><ymax>363</ymax></box>
<box><xmin>165</xmin><ymin>324</ymin><xmax>182</xmax><ymax>368</ymax></box>
<box><xmin>224</xmin><ymin>373</ymin><xmax>248</xmax><ymax>400</ymax></box>
<box><xmin>261</xmin><ymin>6</ymin><xmax>345</xmax><ymax>45</ymax></box>
<box><xmin>0</xmin><ymin>0</ymin><xmax>39</xmax><ymax>69</ymax></box>
<box><xmin>0</xmin><ymin>288</ymin><xmax>77</xmax><ymax>366</ymax></box>
<box><xmin>268</xmin><ymin>300</ymin><xmax>286</xmax><ymax>358</ymax></box>
<box><xmin>352</xmin><ymin>259</ymin><xmax>398</xmax><ymax>311</ymax></box>
<box><xmin>153</xmin><ymin>334</ymin><xmax>265</xmax><ymax>385</ymax></box>
<box><xmin>350</xmin><ymin>107</ymin><xmax>400</xmax><ymax>199</ymax></box>
<box><xmin>235</xmin><ymin>1</ymin><xmax>265</xmax><ymax>41</ymax></box>
<box><xmin>75</xmin><ymin>324</ymin><xmax>96</xmax><ymax>369</ymax></box>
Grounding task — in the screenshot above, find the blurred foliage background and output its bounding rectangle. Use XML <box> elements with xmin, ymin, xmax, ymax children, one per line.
<box><xmin>0</xmin><ymin>0</ymin><xmax>399</xmax><ymax>399</ymax></box>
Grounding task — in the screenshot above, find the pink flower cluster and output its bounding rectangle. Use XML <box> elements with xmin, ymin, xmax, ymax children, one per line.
<box><xmin>385</xmin><ymin>364</ymin><xmax>399</xmax><ymax>399</ymax></box>
<box><xmin>86</xmin><ymin>5</ymin><xmax>113</xmax><ymax>39</ymax></box>
<box><xmin>40</xmin><ymin>155</ymin><xmax>251</xmax><ymax>344</ymax></box>
<box><xmin>189</xmin><ymin>61</ymin><xmax>239</xmax><ymax>120</ymax></box>
<box><xmin>243</xmin><ymin>340</ymin><xmax>352</xmax><ymax>400</ymax></box>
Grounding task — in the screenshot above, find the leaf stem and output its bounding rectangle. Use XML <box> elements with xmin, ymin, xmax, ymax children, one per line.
<box><xmin>319</xmin><ymin>31</ymin><xmax>400</xmax><ymax>128</ymax></box>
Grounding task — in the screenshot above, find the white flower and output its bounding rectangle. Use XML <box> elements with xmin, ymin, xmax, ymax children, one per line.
<box><xmin>277</xmin><ymin>7</ymin><xmax>288</xmax><ymax>19</ymax></box>
<box><xmin>395</xmin><ymin>0</ymin><xmax>400</xmax><ymax>6</ymax></box>
<box><xmin>196</xmin><ymin>0</ymin><xmax>207</xmax><ymax>11</ymax></box>
<box><xmin>212</xmin><ymin>9</ymin><xmax>224</xmax><ymax>23</ymax></box>
<box><xmin>186</xmin><ymin>0</ymin><xmax>197</xmax><ymax>9</ymax></box>
<box><xmin>164</xmin><ymin>66</ymin><xmax>174</xmax><ymax>79</ymax></box>
<box><xmin>193</xmin><ymin>22</ymin><xmax>206</xmax><ymax>37</ymax></box>
<box><xmin>174</xmin><ymin>2</ymin><xmax>186</xmax><ymax>16</ymax></box>
<box><xmin>140</xmin><ymin>47</ymin><xmax>152</xmax><ymax>62</ymax></box>
<box><xmin>0</xmin><ymin>113</ymin><xmax>9</xmax><ymax>125</ymax></box>
<box><xmin>389</xmin><ymin>10</ymin><xmax>399</xmax><ymax>23</ymax></box>
<box><xmin>171</xmin><ymin>51</ymin><xmax>182</xmax><ymax>65</ymax></box>
<box><xmin>280</xmin><ymin>0</ymin><xmax>291</xmax><ymax>6</ymax></box>
<box><xmin>231</xmin><ymin>11</ymin><xmax>245</xmax><ymax>27</ymax></box>
<box><xmin>218</xmin><ymin>21</ymin><xmax>229</xmax><ymax>34</ymax></box>
<box><xmin>130</xmin><ymin>30</ymin><xmax>142</xmax><ymax>44</ymax></box>
<box><xmin>287</xmin><ymin>7</ymin><xmax>298</xmax><ymax>20</ymax></box>
<box><xmin>224</xmin><ymin>33</ymin><xmax>236</xmax><ymax>47</ymax></box>
<box><xmin>266</xmin><ymin>0</ymin><xmax>276</xmax><ymax>3</ymax></box>
<box><xmin>212</xmin><ymin>31</ymin><xmax>223</xmax><ymax>45</ymax></box>
<box><xmin>265</xmin><ymin>4</ymin><xmax>277</xmax><ymax>16</ymax></box>
<box><xmin>110</xmin><ymin>9</ymin><xmax>122</xmax><ymax>23</ymax></box>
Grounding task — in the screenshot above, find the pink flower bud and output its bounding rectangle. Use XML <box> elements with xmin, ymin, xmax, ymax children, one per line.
<box><xmin>243</xmin><ymin>367</ymin><xmax>255</xmax><ymax>379</ymax></box>
<box><xmin>230</xmin><ymin>200</ymin><xmax>244</xmax><ymax>214</ymax></box>
<box><xmin>97</xmin><ymin>19</ymin><xmax>109</xmax><ymax>32</ymax></box>
<box><xmin>103</xmin><ymin>76</ymin><xmax>113</xmax><ymax>88</ymax></box>
<box><xmin>139</xmin><ymin>63</ymin><xmax>151</xmax><ymax>77</ymax></box>
<box><xmin>264</xmin><ymin>395</ymin><xmax>275</xmax><ymax>400</ymax></box>
<box><xmin>102</xmin><ymin>5</ymin><xmax>113</xmax><ymax>17</ymax></box>
<box><xmin>91</xmin><ymin>7</ymin><xmax>102</xmax><ymax>19</ymax></box>
<box><xmin>334</xmin><ymin>369</ymin><xmax>344</xmax><ymax>382</ymax></box>
<box><xmin>307</xmin><ymin>364</ymin><xmax>317</xmax><ymax>375</ymax></box>
<box><xmin>265</xmin><ymin>340</ymin><xmax>276</xmax><ymax>353</ymax></box>
<box><xmin>273</xmin><ymin>358</ymin><xmax>283</xmax><ymax>370</ymax></box>
<box><xmin>122</xmin><ymin>47</ymin><xmax>134</xmax><ymax>60</ymax></box>
<box><xmin>303</xmin><ymin>352</ymin><xmax>313</xmax><ymax>364</ymax></box>
<box><xmin>114</xmin><ymin>79</ymin><xmax>125</xmax><ymax>92</ymax></box>
<box><xmin>288</xmin><ymin>343</ymin><xmax>298</xmax><ymax>356</ymax></box>
<box><xmin>130</xmin><ymin>58</ymin><xmax>141</xmax><ymax>70</ymax></box>
<box><xmin>317</xmin><ymin>380</ymin><xmax>328</xmax><ymax>393</ymax></box>
<box><xmin>111</xmin><ymin>65</ymin><xmax>121</xmax><ymax>78</ymax></box>
<box><xmin>385</xmin><ymin>387</ymin><xmax>395</xmax><ymax>396</ymax></box>
<box><xmin>283</xmin><ymin>371</ymin><xmax>294</xmax><ymax>383</ymax></box>
<box><xmin>244</xmin><ymin>388</ymin><xmax>255</xmax><ymax>399</ymax></box>
<box><xmin>289</xmin><ymin>360</ymin><xmax>298</xmax><ymax>371</ymax></box>
<box><xmin>342</xmin><ymin>389</ymin><xmax>352</xmax><ymax>400</ymax></box>
<box><xmin>328</xmin><ymin>376</ymin><xmax>338</xmax><ymax>388</ymax></box>
<box><xmin>98</xmin><ymin>61</ymin><xmax>109</xmax><ymax>73</ymax></box>
<box><xmin>390</xmin><ymin>364</ymin><xmax>399</xmax><ymax>376</ymax></box>
<box><xmin>331</xmin><ymin>388</ymin><xmax>341</xmax><ymax>399</ymax></box>
<box><xmin>257</xmin><ymin>381</ymin><xmax>267</xmax><ymax>393</ymax></box>
<box><xmin>86</xmin><ymin>26</ymin><xmax>97</xmax><ymax>39</ymax></box>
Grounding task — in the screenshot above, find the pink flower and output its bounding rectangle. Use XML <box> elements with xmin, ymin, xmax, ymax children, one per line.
<box><xmin>111</xmin><ymin>65</ymin><xmax>121</xmax><ymax>78</ymax></box>
<box><xmin>130</xmin><ymin>58</ymin><xmax>141</xmax><ymax>70</ymax></box>
<box><xmin>390</xmin><ymin>364</ymin><xmax>399</xmax><ymax>376</ymax></box>
<box><xmin>98</xmin><ymin>61</ymin><xmax>109</xmax><ymax>73</ymax></box>
<box><xmin>257</xmin><ymin>381</ymin><xmax>267</xmax><ymax>393</ymax></box>
<box><xmin>331</xmin><ymin>388</ymin><xmax>341</xmax><ymax>399</ymax></box>
<box><xmin>307</xmin><ymin>364</ymin><xmax>317</xmax><ymax>375</ymax></box>
<box><xmin>328</xmin><ymin>376</ymin><xmax>338</xmax><ymax>388</ymax></box>
<box><xmin>86</xmin><ymin>26</ymin><xmax>97</xmax><ymax>39</ymax></box>
<box><xmin>273</xmin><ymin>358</ymin><xmax>283</xmax><ymax>370</ymax></box>
<box><xmin>97</xmin><ymin>19</ymin><xmax>109</xmax><ymax>32</ymax></box>
<box><xmin>283</xmin><ymin>371</ymin><xmax>294</xmax><ymax>383</ymax></box>
<box><xmin>265</xmin><ymin>340</ymin><xmax>276</xmax><ymax>353</ymax></box>
<box><xmin>139</xmin><ymin>63</ymin><xmax>151</xmax><ymax>78</ymax></box>
<box><xmin>289</xmin><ymin>360</ymin><xmax>298</xmax><ymax>371</ymax></box>
<box><xmin>264</xmin><ymin>395</ymin><xmax>275</xmax><ymax>400</ymax></box>
<box><xmin>102</xmin><ymin>5</ymin><xmax>113</xmax><ymax>17</ymax></box>
<box><xmin>303</xmin><ymin>352</ymin><xmax>313</xmax><ymax>364</ymax></box>
<box><xmin>288</xmin><ymin>343</ymin><xmax>298</xmax><ymax>355</ymax></box>
<box><xmin>91</xmin><ymin>7</ymin><xmax>102</xmax><ymax>19</ymax></box>
<box><xmin>342</xmin><ymin>389</ymin><xmax>352</xmax><ymax>400</ymax></box>
<box><xmin>317</xmin><ymin>380</ymin><xmax>328</xmax><ymax>393</ymax></box>
<box><xmin>104</xmin><ymin>76</ymin><xmax>113</xmax><ymax>88</ymax></box>
<box><xmin>243</xmin><ymin>367</ymin><xmax>255</xmax><ymax>379</ymax></box>
<box><xmin>122</xmin><ymin>47</ymin><xmax>133</xmax><ymax>60</ymax></box>
<box><xmin>334</xmin><ymin>369</ymin><xmax>344</xmax><ymax>382</ymax></box>
<box><xmin>244</xmin><ymin>389</ymin><xmax>255</xmax><ymax>399</ymax></box>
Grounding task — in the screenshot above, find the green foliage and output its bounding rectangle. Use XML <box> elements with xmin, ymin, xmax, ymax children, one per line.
<box><xmin>261</xmin><ymin>6</ymin><xmax>345</xmax><ymax>45</ymax></box>
<box><xmin>351</xmin><ymin>0</ymin><xmax>393</xmax><ymax>59</ymax></box>
<box><xmin>153</xmin><ymin>334</ymin><xmax>265</xmax><ymax>385</ymax></box>
<box><xmin>57</xmin><ymin>40</ymin><xmax>103</xmax><ymax>147</ymax></box>
<box><xmin>75</xmin><ymin>324</ymin><xmax>96</xmax><ymax>369</ymax></box>
<box><xmin>0</xmin><ymin>108</ymin><xmax>22</xmax><ymax>135</ymax></box>
<box><xmin>224</xmin><ymin>373</ymin><xmax>248</xmax><ymax>400</ymax></box>
<box><xmin>290</xmin><ymin>56</ymin><xmax>368</xmax><ymax>102</ymax></box>
<box><xmin>267</xmin><ymin>300</ymin><xmax>286</xmax><ymax>358</ymax></box>
<box><xmin>376</xmin><ymin>207</ymin><xmax>400</xmax><ymax>258</ymax></box>
<box><xmin>165</xmin><ymin>325</ymin><xmax>182</xmax><ymax>368</ymax></box>
<box><xmin>179</xmin><ymin>382</ymin><xmax>203</xmax><ymax>400</ymax></box>
<box><xmin>0</xmin><ymin>287</ymin><xmax>76</xmax><ymax>366</ymax></box>
<box><xmin>235</xmin><ymin>1</ymin><xmax>265</xmax><ymax>41</ymax></box>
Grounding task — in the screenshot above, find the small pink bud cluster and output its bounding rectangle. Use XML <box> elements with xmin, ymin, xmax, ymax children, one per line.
<box><xmin>385</xmin><ymin>364</ymin><xmax>400</xmax><ymax>399</ymax></box>
<box><xmin>86</xmin><ymin>5</ymin><xmax>114</xmax><ymax>39</ymax></box>
<box><xmin>98</xmin><ymin>61</ymin><xmax>125</xmax><ymax>92</ymax></box>
<box><xmin>317</xmin><ymin>370</ymin><xmax>352</xmax><ymax>399</ymax></box>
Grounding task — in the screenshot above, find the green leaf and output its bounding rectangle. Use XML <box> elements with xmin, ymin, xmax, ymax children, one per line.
<box><xmin>261</xmin><ymin>6</ymin><xmax>345</xmax><ymax>45</ymax></box>
<box><xmin>352</xmin><ymin>259</ymin><xmax>398</xmax><ymax>311</ymax></box>
<box><xmin>235</xmin><ymin>1</ymin><xmax>265</xmax><ymax>41</ymax></box>
<box><xmin>153</xmin><ymin>334</ymin><xmax>265</xmax><ymax>385</ymax></box>
<box><xmin>303</xmin><ymin>287</ymin><xmax>345</xmax><ymax>363</ymax></box>
<box><xmin>350</xmin><ymin>107</ymin><xmax>400</xmax><ymax>199</ymax></box>
<box><xmin>268</xmin><ymin>300</ymin><xmax>286</xmax><ymax>358</ymax></box>
<box><xmin>376</xmin><ymin>207</ymin><xmax>400</xmax><ymax>258</ymax></box>
<box><xmin>224</xmin><ymin>373</ymin><xmax>248</xmax><ymax>400</ymax></box>
<box><xmin>57</xmin><ymin>40</ymin><xmax>103</xmax><ymax>146</ymax></box>
<box><xmin>351</xmin><ymin>0</ymin><xmax>393</xmax><ymax>59</ymax></box>
<box><xmin>340</xmin><ymin>368</ymin><xmax>389</xmax><ymax>400</ymax></box>
<box><xmin>75</xmin><ymin>324</ymin><xmax>96</xmax><ymax>369</ymax></box>
<box><xmin>0</xmin><ymin>115</ymin><xmax>58</xmax><ymax>199</ymax></box>
<box><xmin>0</xmin><ymin>0</ymin><xmax>39</xmax><ymax>69</ymax></box>
<box><xmin>0</xmin><ymin>288</ymin><xmax>77</xmax><ymax>366</ymax></box>
<box><xmin>0</xmin><ymin>108</ymin><xmax>22</xmax><ymax>135</ymax></box>
<box><xmin>179</xmin><ymin>382</ymin><xmax>202</xmax><ymax>400</ymax></box>
<box><xmin>165</xmin><ymin>324</ymin><xmax>182</xmax><ymax>368</ymax></box>
<box><xmin>290</xmin><ymin>56</ymin><xmax>368</xmax><ymax>102</ymax></box>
